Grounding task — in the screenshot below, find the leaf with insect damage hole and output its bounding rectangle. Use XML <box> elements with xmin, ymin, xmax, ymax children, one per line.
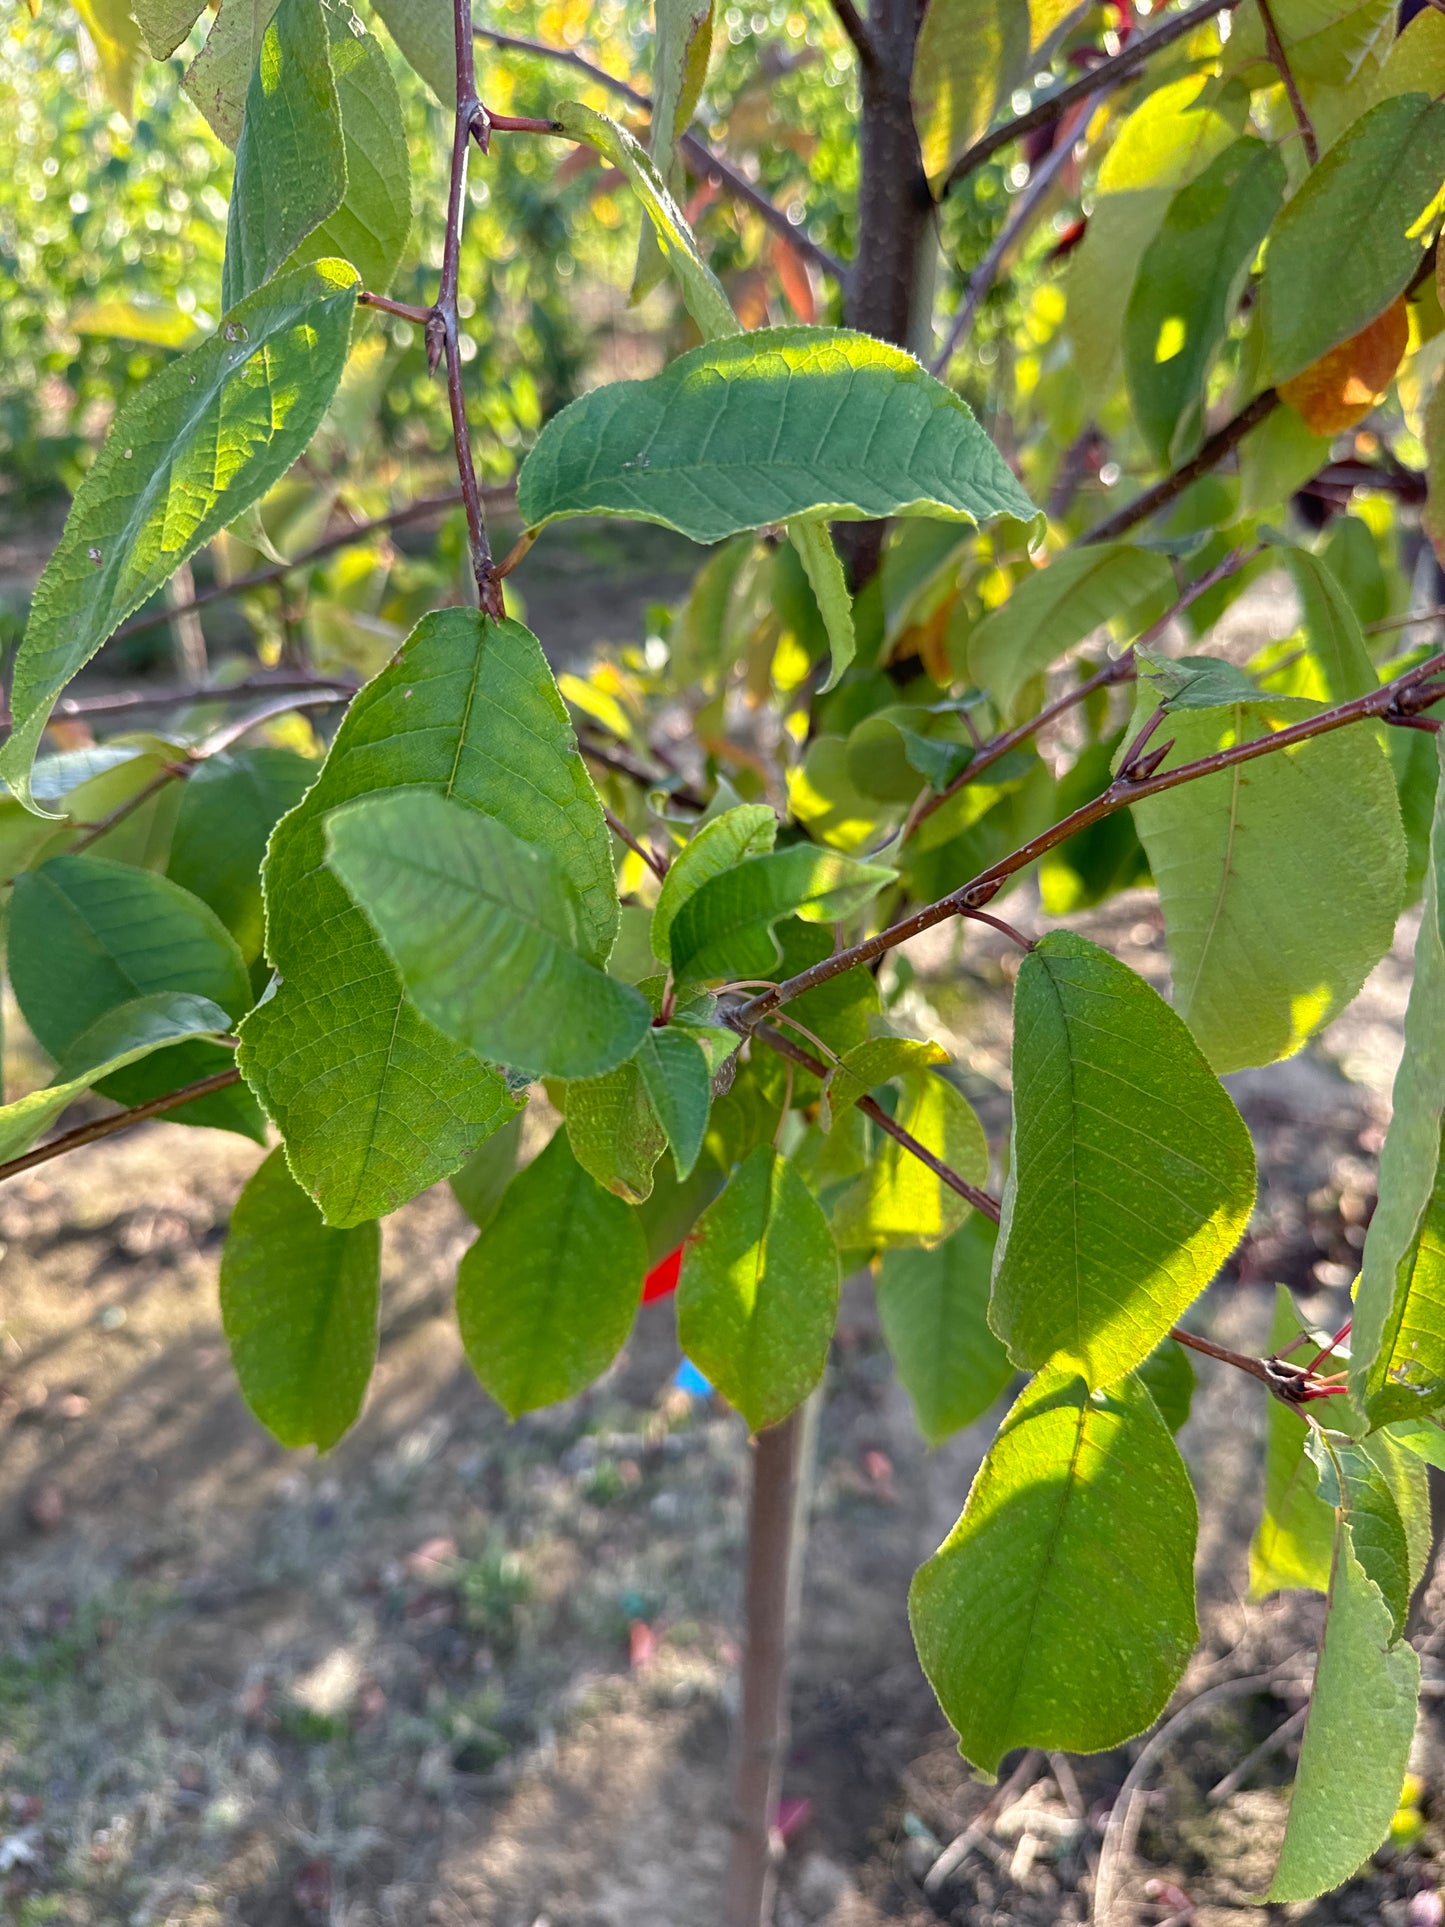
<box><xmin>991</xmin><ymin>932</ymin><xmax>1255</xmax><ymax>1388</ymax></box>
<box><xmin>910</xmin><ymin>1365</ymin><xmax>1198</xmax><ymax>1774</ymax></box>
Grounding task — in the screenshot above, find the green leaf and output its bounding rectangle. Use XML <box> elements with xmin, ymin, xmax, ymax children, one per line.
<box><xmin>1250</xmin><ymin>1286</ymin><xmax>1337</xmax><ymax>1598</ymax></box>
<box><xmin>831</xmin><ymin>1070</ymin><xmax>988</xmax><ymax>1251</ymax></box>
<box><xmin>1125</xmin><ymin>138</ymin><xmax>1286</xmax><ymax>465</ymax></box>
<box><xmin>678</xmin><ymin>1143</ymin><xmax>839</xmax><ymax>1431</ymax></box>
<box><xmin>185</xmin><ymin>0</ymin><xmax>284</xmax><ymax>146</ymax></box>
<box><xmin>910</xmin><ymin>1366</ymin><xmax>1198</xmax><ymax>1774</ymax></box>
<box><xmin>368</xmin><ymin>0</ymin><xmax>453</xmax><ymax>102</ymax></box>
<box><xmin>555</xmin><ymin>102</ymin><xmax>739</xmax><ymax>344</ymax></box>
<box><xmin>846</xmin><ymin>709</ymin><xmax>970</xmax><ymax>801</ymax></box>
<box><xmin>876</xmin><ymin>1215</ymin><xmax>1013</xmax><ymax>1445</ymax></box>
<box><xmin>826</xmin><ymin>1035</ymin><xmax>949</xmax><ymax>1120</ymax></box>
<box><xmin>10</xmin><ymin>854</ymin><xmax>263</xmax><ymax>1140</ymax></box>
<box><xmin>517</xmin><ymin>327</ymin><xmax>1038</xmax><ymax>542</ymax></box>
<box><xmin>219</xmin><ymin>1145</ymin><xmax>380</xmax><ymax>1450</ymax></box>
<box><xmin>911</xmin><ymin>0</ymin><xmax>1028</xmax><ymax>186</ymax></box>
<box><xmin>0</xmin><ymin>993</ymin><xmax>233</xmax><ymax>1162</ymax></box>
<box><xmin>789</xmin><ymin>517</ymin><xmax>856</xmax><ymax>693</ymax></box>
<box><xmin>1136</xmin><ymin>1335</ymin><xmax>1196</xmax><ymax>1434</ymax></box>
<box><xmin>1268</xmin><ymin>1517</ymin><xmax>1421</xmax><ymax>1902</ymax></box>
<box><xmin>0</xmin><ymin>260</ymin><xmax>359</xmax><ymax>813</ymax></box>
<box><xmin>1261</xmin><ymin>94</ymin><xmax>1445</xmax><ymax>385</ymax></box>
<box><xmin>967</xmin><ymin>545</ymin><xmax>1175</xmax><ymax>722</ymax></box>
<box><xmin>1353</xmin><ymin>738</ymin><xmax>1445</xmax><ymax>1420</ymax></box>
<box><xmin>294</xmin><ymin>1</ymin><xmax>412</xmax><ymax>295</ymax></box>
<box><xmin>1064</xmin><ymin>74</ymin><xmax>1246</xmax><ymax>394</ymax></box>
<box><xmin>1307</xmin><ymin>1432</ymin><xmax>1422</xmax><ymax>1635</ymax></box>
<box><xmin>449</xmin><ymin>1111</ymin><xmax>523</xmax><ymax>1230</ymax></box>
<box><xmin>1382</xmin><ymin>1416</ymin><xmax>1445</xmax><ymax>1473</ymax></box>
<box><xmin>564</xmin><ymin>1058</ymin><xmax>667</xmax><ymax>1203</ymax></box>
<box><xmin>324</xmin><ymin>791</ymin><xmax>650</xmax><ymax>1080</ymax></box>
<box><xmin>167</xmin><ymin>748</ymin><xmax>315</xmax><ymax>965</ymax></box>
<box><xmin>1128</xmin><ymin>695</ymin><xmax>1406</xmax><ymax>1072</ymax></box>
<box><xmin>636</xmin><ymin>1026</ymin><xmax>714</xmax><ymax>1181</ymax></box>
<box><xmin>221</xmin><ymin>0</ymin><xmax>345</xmax><ymax>310</ymax></box>
<box><xmin>651</xmin><ymin>803</ymin><xmax>777</xmax><ymax>965</ymax></box>
<box><xmin>134</xmin><ymin>0</ymin><xmax>209</xmax><ymax>58</ymax></box>
<box><xmin>669</xmin><ymin>844</ymin><xmax>894</xmax><ymax>985</ymax></box>
<box><xmin>1135</xmin><ymin>650</ymin><xmax>1262</xmax><ymax>711</ymax></box>
<box><xmin>74</xmin><ymin>0</ymin><xmax>146</xmax><ymax>119</ymax></box>
<box><xmin>239</xmin><ymin>610</ymin><xmax>610</xmax><ymax>1225</ymax></box>
<box><xmin>1232</xmin><ymin>0</ymin><xmax>1395</xmax><ymax>85</ymax></box>
<box><xmin>637</xmin><ymin>0</ymin><xmax>714</xmax><ymax>299</ymax></box>
<box><xmin>992</xmin><ymin>932</ymin><xmax>1255</xmax><ymax>1388</ymax></box>
<box><xmin>455</xmin><ymin>1130</ymin><xmax>646</xmax><ymax>1418</ymax></box>
<box><xmin>1286</xmin><ymin>547</ymin><xmax>1377</xmax><ymax>702</ymax></box>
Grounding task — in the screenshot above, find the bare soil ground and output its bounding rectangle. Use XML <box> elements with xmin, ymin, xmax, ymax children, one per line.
<box><xmin>2</xmin><ymin>889</ymin><xmax>1444</xmax><ymax>1927</ymax></box>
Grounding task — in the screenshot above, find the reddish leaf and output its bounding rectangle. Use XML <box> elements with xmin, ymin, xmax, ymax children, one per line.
<box><xmin>1279</xmin><ymin>298</ymin><xmax>1409</xmax><ymax>435</ymax></box>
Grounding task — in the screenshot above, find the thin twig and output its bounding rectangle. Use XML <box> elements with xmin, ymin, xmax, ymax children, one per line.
<box><xmin>961</xmin><ymin>907</ymin><xmax>1034</xmax><ymax>951</ymax></box>
<box><xmin>603</xmin><ymin>804</ymin><xmax>668</xmax><ymax>880</ymax></box>
<box><xmin>1207</xmin><ymin>1705</ymin><xmax>1308</xmax><ymax>1805</ymax></box>
<box><xmin>931</xmin><ymin>116</ymin><xmax>1085</xmax><ymax>377</ymax></box>
<box><xmin>70</xmin><ymin>763</ymin><xmax>187</xmax><ymax>854</ymax></box>
<box><xmin>1256</xmin><ymin>0</ymin><xmax>1319</xmax><ymax>165</ymax></box>
<box><xmin>745</xmin><ymin>1020</ymin><xmax>1001</xmax><ymax>1220</ymax></box>
<box><xmin>471</xmin><ymin>23</ymin><xmax>849</xmax><ymax>285</ymax></box>
<box><xmin>1081</xmin><ymin>389</ymin><xmax>1279</xmax><ymax>546</ymax></box>
<box><xmin>734</xmin><ymin>646</ymin><xmax>1445</xmax><ymax>1024</ymax></box>
<box><xmin>435</xmin><ymin>0</ymin><xmax>504</xmax><ymax>619</ymax></box>
<box><xmin>0</xmin><ymin>1069</ymin><xmax>244</xmax><ymax>1185</ymax></box>
<box><xmin>1092</xmin><ymin>1674</ymin><xmax>1282</xmax><ymax>1926</ymax></box>
<box><xmin>358</xmin><ymin>289</ymin><xmax>434</xmax><ymax>324</ymax></box>
<box><xmin>827</xmin><ymin>0</ymin><xmax>879</xmax><ymax>68</ymax></box>
<box><xmin>55</xmin><ymin>675</ymin><xmax>359</xmax><ymax>722</ymax></box>
<box><xmin>109</xmin><ymin>488</ymin><xmax>516</xmax><ymax>647</ymax></box>
<box><xmin>578</xmin><ymin>733</ymin><xmax>708</xmax><ymax>810</ymax></box>
<box><xmin>945</xmin><ymin>0</ymin><xmax>1245</xmax><ymax>191</ymax></box>
<box><xmin>905</xmin><ymin>542</ymin><xmax>1259</xmax><ymax>839</ymax></box>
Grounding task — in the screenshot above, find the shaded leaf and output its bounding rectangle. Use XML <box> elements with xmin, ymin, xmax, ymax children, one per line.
<box><xmin>991</xmin><ymin>932</ymin><xmax>1255</xmax><ymax>1388</ymax></box>
<box><xmin>167</xmin><ymin>748</ymin><xmax>315</xmax><ymax>964</ymax></box>
<box><xmin>1261</xmin><ymin>94</ymin><xmax>1445</xmax><ymax>385</ymax></box>
<box><xmin>134</xmin><ymin>0</ymin><xmax>209</xmax><ymax>58</ymax></box>
<box><xmin>1353</xmin><ymin>738</ymin><xmax>1445</xmax><ymax>1420</ymax></box>
<box><xmin>1250</xmin><ymin>1287</ymin><xmax>1337</xmax><ymax>1598</ymax></box>
<box><xmin>967</xmin><ymin>545</ymin><xmax>1174</xmax><ymax>722</ymax></box>
<box><xmin>790</xmin><ymin>516</ymin><xmax>856</xmax><ymax>692</ymax></box>
<box><xmin>455</xmin><ymin>1130</ymin><xmax>647</xmax><ymax>1418</ymax></box>
<box><xmin>876</xmin><ymin>1216</ymin><xmax>1013</xmax><ymax>1445</ymax></box>
<box><xmin>678</xmin><ymin>1143</ymin><xmax>840</xmax><ymax>1431</ymax></box>
<box><xmin>1285</xmin><ymin>546</ymin><xmax>1377</xmax><ymax>702</ymax></box>
<box><xmin>0</xmin><ymin>260</ymin><xmax>359</xmax><ymax>812</ymax></box>
<box><xmin>517</xmin><ymin>327</ymin><xmax>1038</xmax><ymax>542</ymax></box>
<box><xmin>636</xmin><ymin>1026</ymin><xmax>714</xmax><ymax>1181</ymax></box>
<box><xmin>0</xmin><ymin>993</ymin><xmax>232</xmax><ymax>1162</ymax></box>
<box><xmin>368</xmin><ymin>0</ymin><xmax>453</xmax><ymax>102</ymax></box>
<box><xmin>668</xmin><ymin>844</ymin><xmax>894</xmax><ymax>985</ymax></box>
<box><xmin>565</xmin><ymin>1058</ymin><xmax>667</xmax><ymax>1203</ymax></box>
<box><xmin>221</xmin><ymin>0</ymin><xmax>345</xmax><ymax>309</ymax></box>
<box><xmin>910</xmin><ymin>1366</ymin><xmax>1198</xmax><ymax>1774</ymax></box>
<box><xmin>325</xmin><ymin>791</ymin><xmax>650</xmax><ymax>1081</ymax></box>
<box><xmin>220</xmin><ymin>1145</ymin><xmax>380</xmax><ymax>1449</ymax></box>
<box><xmin>1136</xmin><ymin>650</ymin><xmax>1261</xmax><ymax>711</ymax></box>
<box><xmin>830</xmin><ymin>1069</ymin><xmax>988</xmax><ymax>1251</ymax></box>
<box><xmin>10</xmin><ymin>854</ymin><xmax>263</xmax><ymax>1139</ymax></box>
<box><xmin>1268</xmin><ymin>1516</ymin><xmax>1420</xmax><ymax>1901</ymax></box>
<box><xmin>1125</xmin><ymin>137</ymin><xmax>1286</xmax><ymax>464</ymax></box>
<box><xmin>651</xmin><ymin>803</ymin><xmax>777</xmax><ymax>965</ymax></box>
<box><xmin>1136</xmin><ymin>1335</ymin><xmax>1196</xmax><ymax>1434</ymax></box>
<box><xmin>1128</xmin><ymin>694</ymin><xmax>1406</xmax><ymax>1071</ymax></box>
<box><xmin>296</xmin><ymin>1</ymin><xmax>412</xmax><ymax>294</ymax></box>
<box><xmin>185</xmin><ymin>0</ymin><xmax>284</xmax><ymax>145</ymax></box>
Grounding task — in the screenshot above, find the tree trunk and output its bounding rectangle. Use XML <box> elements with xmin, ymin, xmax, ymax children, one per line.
<box><xmin>841</xmin><ymin>0</ymin><xmax>936</xmax><ymax>590</ymax></box>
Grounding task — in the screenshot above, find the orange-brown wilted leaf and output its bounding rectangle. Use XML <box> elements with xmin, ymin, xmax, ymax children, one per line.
<box><xmin>1278</xmin><ymin>298</ymin><xmax>1409</xmax><ymax>435</ymax></box>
